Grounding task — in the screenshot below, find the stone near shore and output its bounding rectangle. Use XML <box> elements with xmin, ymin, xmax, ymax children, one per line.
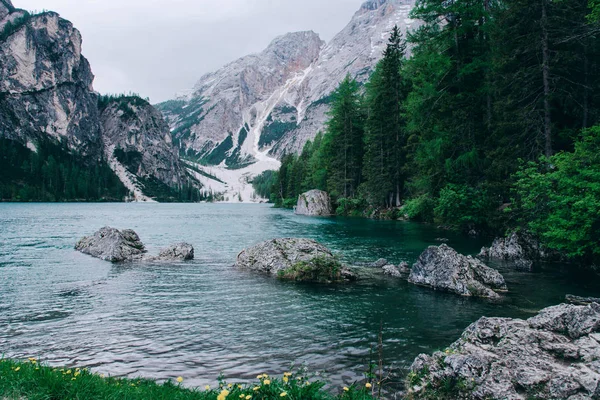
<box><xmin>479</xmin><ymin>231</ymin><xmax>558</xmax><ymax>271</ymax></box>
<box><xmin>566</xmin><ymin>294</ymin><xmax>600</xmax><ymax>306</ymax></box>
<box><xmin>408</xmin><ymin>302</ymin><xmax>600</xmax><ymax>399</ymax></box>
<box><xmin>75</xmin><ymin>227</ymin><xmax>194</xmax><ymax>263</ymax></box>
<box><xmin>409</xmin><ymin>244</ymin><xmax>507</xmax><ymax>299</ymax></box>
<box><xmin>295</xmin><ymin>190</ymin><xmax>332</xmax><ymax>216</ymax></box>
<box><xmin>75</xmin><ymin>227</ymin><xmax>146</xmax><ymax>262</ymax></box>
<box><xmin>235</xmin><ymin>238</ymin><xmax>356</xmax><ymax>282</ymax></box>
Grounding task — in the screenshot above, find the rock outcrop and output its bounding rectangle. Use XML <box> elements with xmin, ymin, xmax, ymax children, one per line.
<box><xmin>75</xmin><ymin>227</ymin><xmax>146</xmax><ymax>262</ymax></box>
<box><xmin>409</xmin><ymin>244</ymin><xmax>507</xmax><ymax>299</ymax></box>
<box><xmin>235</xmin><ymin>238</ymin><xmax>355</xmax><ymax>282</ymax></box>
<box><xmin>75</xmin><ymin>227</ymin><xmax>194</xmax><ymax>262</ymax></box>
<box><xmin>295</xmin><ymin>190</ymin><xmax>332</xmax><ymax>216</ymax></box>
<box><xmin>100</xmin><ymin>97</ymin><xmax>198</xmax><ymax>201</ymax></box>
<box><xmin>479</xmin><ymin>231</ymin><xmax>557</xmax><ymax>271</ymax></box>
<box><xmin>566</xmin><ymin>294</ymin><xmax>600</xmax><ymax>306</ymax></box>
<box><xmin>408</xmin><ymin>303</ymin><xmax>600</xmax><ymax>399</ymax></box>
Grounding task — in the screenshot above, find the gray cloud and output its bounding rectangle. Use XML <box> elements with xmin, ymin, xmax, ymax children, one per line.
<box><xmin>15</xmin><ymin>0</ymin><xmax>364</xmax><ymax>103</ymax></box>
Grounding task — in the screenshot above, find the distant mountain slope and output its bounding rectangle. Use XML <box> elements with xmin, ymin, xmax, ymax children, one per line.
<box><xmin>158</xmin><ymin>0</ymin><xmax>418</xmax><ymax>164</ymax></box>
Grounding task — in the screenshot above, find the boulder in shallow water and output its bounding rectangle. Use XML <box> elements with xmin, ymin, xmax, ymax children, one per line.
<box><xmin>369</xmin><ymin>258</ymin><xmax>389</xmax><ymax>268</ymax></box>
<box><xmin>408</xmin><ymin>244</ymin><xmax>507</xmax><ymax>299</ymax></box>
<box><xmin>407</xmin><ymin>302</ymin><xmax>600</xmax><ymax>399</ymax></box>
<box><xmin>382</xmin><ymin>264</ymin><xmax>403</xmax><ymax>278</ymax></box>
<box><xmin>76</xmin><ymin>228</ymin><xmax>194</xmax><ymax>262</ymax></box>
<box><xmin>149</xmin><ymin>243</ymin><xmax>195</xmax><ymax>261</ymax></box>
<box><xmin>479</xmin><ymin>231</ymin><xmax>559</xmax><ymax>271</ymax></box>
<box><xmin>235</xmin><ymin>238</ymin><xmax>355</xmax><ymax>282</ymax></box>
<box><xmin>295</xmin><ymin>190</ymin><xmax>332</xmax><ymax>216</ymax></box>
<box><xmin>75</xmin><ymin>227</ymin><xmax>146</xmax><ymax>262</ymax></box>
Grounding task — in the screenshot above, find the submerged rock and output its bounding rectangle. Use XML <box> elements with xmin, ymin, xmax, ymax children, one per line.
<box><xmin>566</xmin><ymin>294</ymin><xmax>600</xmax><ymax>306</ymax></box>
<box><xmin>75</xmin><ymin>227</ymin><xmax>194</xmax><ymax>262</ymax></box>
<box><xmin>75</xmin><ymin>227</ymin><xmax>146</xmax><ymax>262</ymax></box>
<box><xmin>149</xmin><ymin>243</ymin><xmax>195</xmax><ymax>261</ymax></box>
<box><xmin>382</xmin><ymin>264</ymin><xmax>403</xmax><ymax>278</ymax></box>
<box><xmin>407</xmin><ymin>302</ymin><xmax>600</xmax><ymax>400</ymax></box>
<box><xmin>295</xmin><ymin>190</ymin><xmax>332</xmax><ymax>216</ymax></box>
<box><xmin>369</xmin><ymin>258</ymin><xmax>389</xmax><ymax>268</ymax></box>
<box><xmin>479</xmin><ymin>231</ymin><xmax>558</xmax><ymax>271</ymax></box>
<box><xmin>235</xmin><ymin>238</ymin><xmax>355</xmax><ymax>282</ymax></box>
<box><xmin>408</xmin><ymin>244</ymin><xmax>507</xmax><ymax>299</ymax></box>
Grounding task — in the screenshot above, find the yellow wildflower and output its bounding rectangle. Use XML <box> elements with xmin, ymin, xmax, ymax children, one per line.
<box><xmin>66</xmin><ymin>370</ymin><xmax>72</xmax><ymax>375</ymax></box>
<box><xmin>74</xmin><ymin>372</ymin><xmax>81</xmax><ymax>377</ymax></box>
<box><xmin>245</xmin><ymin>396</ymin><xmax>252</xmax><ymax>400</ymax></box>
<box><xmin>280</xmin><ymin>392</ymin><xmax>287</xmax><ymax>397</ymax></box>
<box><xmin>205</xmin><ymin>385</ymin><xmax>211</xmax><ymax>390</ymax></box>
<box><xmin>284</xmin><ymin>372</ymin><xmax>292</xmax><ymax>377</ymax></box>
<box><xmin>217</xmin><ymin>389</ymin><xmax>230</xmax><ymax>400</ymax></box>
<box><xmin>283</xmin><ymin>376</ymin><xmax>289</xmax><ymax>383</ymax></box>
<box><xmin>176</xmin><ymin>377</ymin><xmax>184</xmax><ymax>383</ymax></box>
<box><xmin>253</xmin><ymin>386</ymin><xmax>260</xmax><ymax>391</ymax></box>
<box><xmin>28</xmin><ymin>357</ymin><xmax>36</xmax><ymax>362</ymax></box>
<box><xmin>14</xmin><ymin>367</ymin><xmax>20</xmax><ymax>372</ymax></box>
<box><xmin>237</xmin><ymin>384</ymin><xmax>243</xmax><ymax>389</ymax></box>
<box><xmin>366</xmin><ymin>382</ymin><xmax>372</xmax><ymax>389</ymax></box>
<box><xmin>239</xmin><ymin>395</ymin><xmax>245</xmax><ymax>399</ymax></box>
<box><xmin>263</xmin><ymin>379</ymin><xmax>271</xmax><ymax>385</ymax></box>
<box><xmin>256</xmin><ymin>374</ymin><xmax>263</xmax><ymax>379</ymax></box>
<box><xmin>228</xmin><ymin>383</ymin><xmax>233</xmax><ymax>388</ymax></box>
<box><xmin>100</xmin><ymin>374</ymin><xmax>105</xmax><ymax>378</ymax></box>
<box><xmin>343</xmin><ymin>387</ymin><xmax>349</xmax><ymax>391</ymax></box>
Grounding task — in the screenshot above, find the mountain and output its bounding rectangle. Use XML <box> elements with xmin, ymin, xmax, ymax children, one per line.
<box><xmin>0</xmin><ymin>0</ymin><xmax>200</xmax><ymax>202</ymax></box>
<box><xmin>157</xmin><ymin>0</ymin><xmax>418</xmax><ymax>201</ymax></box>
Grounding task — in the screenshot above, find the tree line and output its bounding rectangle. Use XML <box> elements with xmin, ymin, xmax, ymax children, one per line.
<box><xmin>256</xmin><ymin>0</ymin><xmax>600</xmax><ymax>264</ymax></box>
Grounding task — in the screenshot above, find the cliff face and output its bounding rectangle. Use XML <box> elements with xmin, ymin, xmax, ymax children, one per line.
<box><xmin>0</xmin><ymin>2</ymin><xmax>198</xmax><ymax>201</ymax></box>
<box><xmin>100</xmin><ymin>97</ymin><xmax>192</xmax><ymax>200</ymax></box>
<box><xmin>0</xmin><ymin>9</ymin><xmax>102</xmax><ymax>159</ymax></box>
<box><xmin>159</xmin><ymin>0</ymin><xmax>418</xmax><ymax>165</ymax></box>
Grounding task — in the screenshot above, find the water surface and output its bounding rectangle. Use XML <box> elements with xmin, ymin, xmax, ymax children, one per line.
<box><xmin>0</xmin><ymin>203</ymin><xmax>598</xmax><ymax>389</ymax></box>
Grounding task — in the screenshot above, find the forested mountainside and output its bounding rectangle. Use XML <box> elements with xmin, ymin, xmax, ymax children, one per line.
<box><xmin>0</xmin><ymin>0</ymin><xmax>202</xmax><ymax>202</ymax></box>
<box><xmin>259</xmin><ymin>0</ymin><xmax>600</xmax><ymax>266</ymax></box>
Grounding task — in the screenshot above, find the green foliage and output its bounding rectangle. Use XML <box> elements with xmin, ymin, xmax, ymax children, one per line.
<box><xmin>252</xmin><ymin>170</ymin><xmax>278</xmax><ymax>200</ymax></box>
<box><xmin>512</xmin><ymin>126</ymin><xmax>600</xmax><ymax>261</ymax></box>
<box><xmin>277</xmin><ymin>256</ymin><xmax>344</xmax><ymax>283</ymax></box>
<box><xmin>403</xmin><ymin>195</ymin><xmax>436</xmax><ymax>223</ymax></box>
<box><xmin>0</xmin><ymin>11</ymin><xmax>31</xmax><ymax>41</ymax></box>
<box><xmin>203</xmin><ymin>135</ymin><xmax>234</xmax><ymax>166</ymax></box>
<box><xmin>97</xmin><ymin>93</ymin><xmax>150</xmax><ymax>114</ymax></box>
<box><xmin>591</xmin><ymin>0</ymin><xmax>600</xmax><ymax>21</ymax></box>
<box><xmin>137</xmin><ymin>176</ymin><xmax>204</xmax><ymax>203</ymax></box>
<box><xmin>0</xmin><ymin>358</ymin><xmax>374</xmax><ymax>400</ymax></box>
<box><xmin>0</xmin><ymin>139</ymin><xmax>127</xmax><ymax>202</ymax></box>
<box><xmin>335</xmin><ymin>197</ymin><xmax>367</xmax><ymax>217</ymax></box>
<box><xmin>434</xmin><ymin>184</ymin><xmax>497</xmax><ymax>232</ymax></box>
<box><xmin>259</xmin><ymin>120</ymin><xmax>297</xmax><ymax>148</ymax></box>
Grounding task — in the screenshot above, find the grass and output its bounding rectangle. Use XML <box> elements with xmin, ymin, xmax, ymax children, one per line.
<box><xmin>0</xmin><ymin>358</ymin><xmax>377</xmax><ymax>400</ymax></box>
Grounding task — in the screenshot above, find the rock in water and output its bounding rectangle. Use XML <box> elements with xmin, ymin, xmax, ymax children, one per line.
<box><xmin>407</xmin><ymin>303</ymin><xmax>600</xmax><ymax>399</ymax></box>
<box><xmin>235</xmin><ymin>238</ymin><xmax>355</xmax><ymax>282</ymax></box>
<box><xmin>479</xmin><ymin>231</ymin><xmax>558</xmax><ymax>271</ymax></box>
<box><xmin>566</xmin><ymin>294</ymin><xmax>600</xmax><ymax>306</ymax></box>
<box><xmin>75</xmin><ymin>227</ymin><xmax>146</xmax><ymax>262</ymax></box>
<box><xmin>153</xmin><ymin>243</ymin><xmax>195</xmax><ymax>261</ymax></box>
<box><xmin>295</xmin><ymin>190</ymin><xmax>332</xmax><ymax>216</ymax></box>
<box><xmin>408</xmin><ymin>244</ymin><xmax>507</xmax><ymax>298</ymax></box>
<box><xmin>382</xmin><ymin>265</ymin><xmax>403</xmax><ymax>278</ymax></box>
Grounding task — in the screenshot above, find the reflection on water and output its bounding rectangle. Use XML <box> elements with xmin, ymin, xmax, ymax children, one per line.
<box><xmin>0</xmin><ymin>203</ymin><xmax>598</xmax><ymax>389</ymax></box>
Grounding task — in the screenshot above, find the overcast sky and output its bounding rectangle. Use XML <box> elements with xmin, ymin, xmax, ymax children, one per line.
<box><xmin>15</xmin><ymin>0</ymin><xmax>364</xmax><ymax>103</ymax></box>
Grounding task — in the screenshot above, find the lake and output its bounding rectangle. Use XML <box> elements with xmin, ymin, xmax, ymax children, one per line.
<box><xmin>0</xmin><ymin>203</ymin><xmax>598</xmax><ymax>390</ymax></box>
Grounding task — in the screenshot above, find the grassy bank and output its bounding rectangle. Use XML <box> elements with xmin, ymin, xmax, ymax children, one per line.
<box><xmin>0</xmin><ymin>358</ymin><xmax>376</xmax><ymax>400</ymax></box>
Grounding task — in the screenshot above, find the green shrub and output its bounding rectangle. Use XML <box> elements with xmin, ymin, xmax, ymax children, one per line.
<box><xmin>335</xmin><ymin>197</ymin><xmax>367</xmax><ymax>216</ymax></box>
<box><xmin>434</xmin><ymin>184</ymin><xmax>496</xmax><ymax>231</ymax></box>
<box><xmin>511</xmin><ymin>126</ymin><xmax>600</xmax><ymax>261</ymax></box>
<box><xmin>277</xmin><ymin>256</ymin><xmax>343</xmax><ymax>283</ymax></box>
<box><xmin>403</xmin><ymin>195</ymin><xmax>436</xmax><ymax>222</ymax></box>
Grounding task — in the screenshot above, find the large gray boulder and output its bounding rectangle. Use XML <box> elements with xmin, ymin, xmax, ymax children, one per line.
<box><xmin>75</xmin><ymin>227</ymin><xmax>194</xmax><ymax>263</ymax></box>
<box><xmin>235</xmin><ymin>238</ymin><xmax>355</xmax><ymax>282</ymax></box>
<box><xmin>409</xmin><ymin>244</ymin><xmax>507</xmax><ymax>299</ymax></box>
<box><xmin>479</xmin><ymin>231</ymin><xmax>558</xmax><ymax>271</ymax></box>
<box><xmin>407</xmin><ymin>303</ymin><xmax>600</xmax><ymax>399</ymax></box>
<box><xmin>295</xmin><ymin>190</ymin><xmax>332</xmax><ymax>217</ymax></box>
<box><xmin>75</xmin><ymin>227</ymin><xmax>146</xmax><ymax>262</ymax></box>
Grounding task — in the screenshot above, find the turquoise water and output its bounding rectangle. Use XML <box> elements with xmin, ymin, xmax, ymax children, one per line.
<box><xmin>0</xmin><ymin>203</ymin><xmax>598</xmax><ymax>389</ymax></box>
